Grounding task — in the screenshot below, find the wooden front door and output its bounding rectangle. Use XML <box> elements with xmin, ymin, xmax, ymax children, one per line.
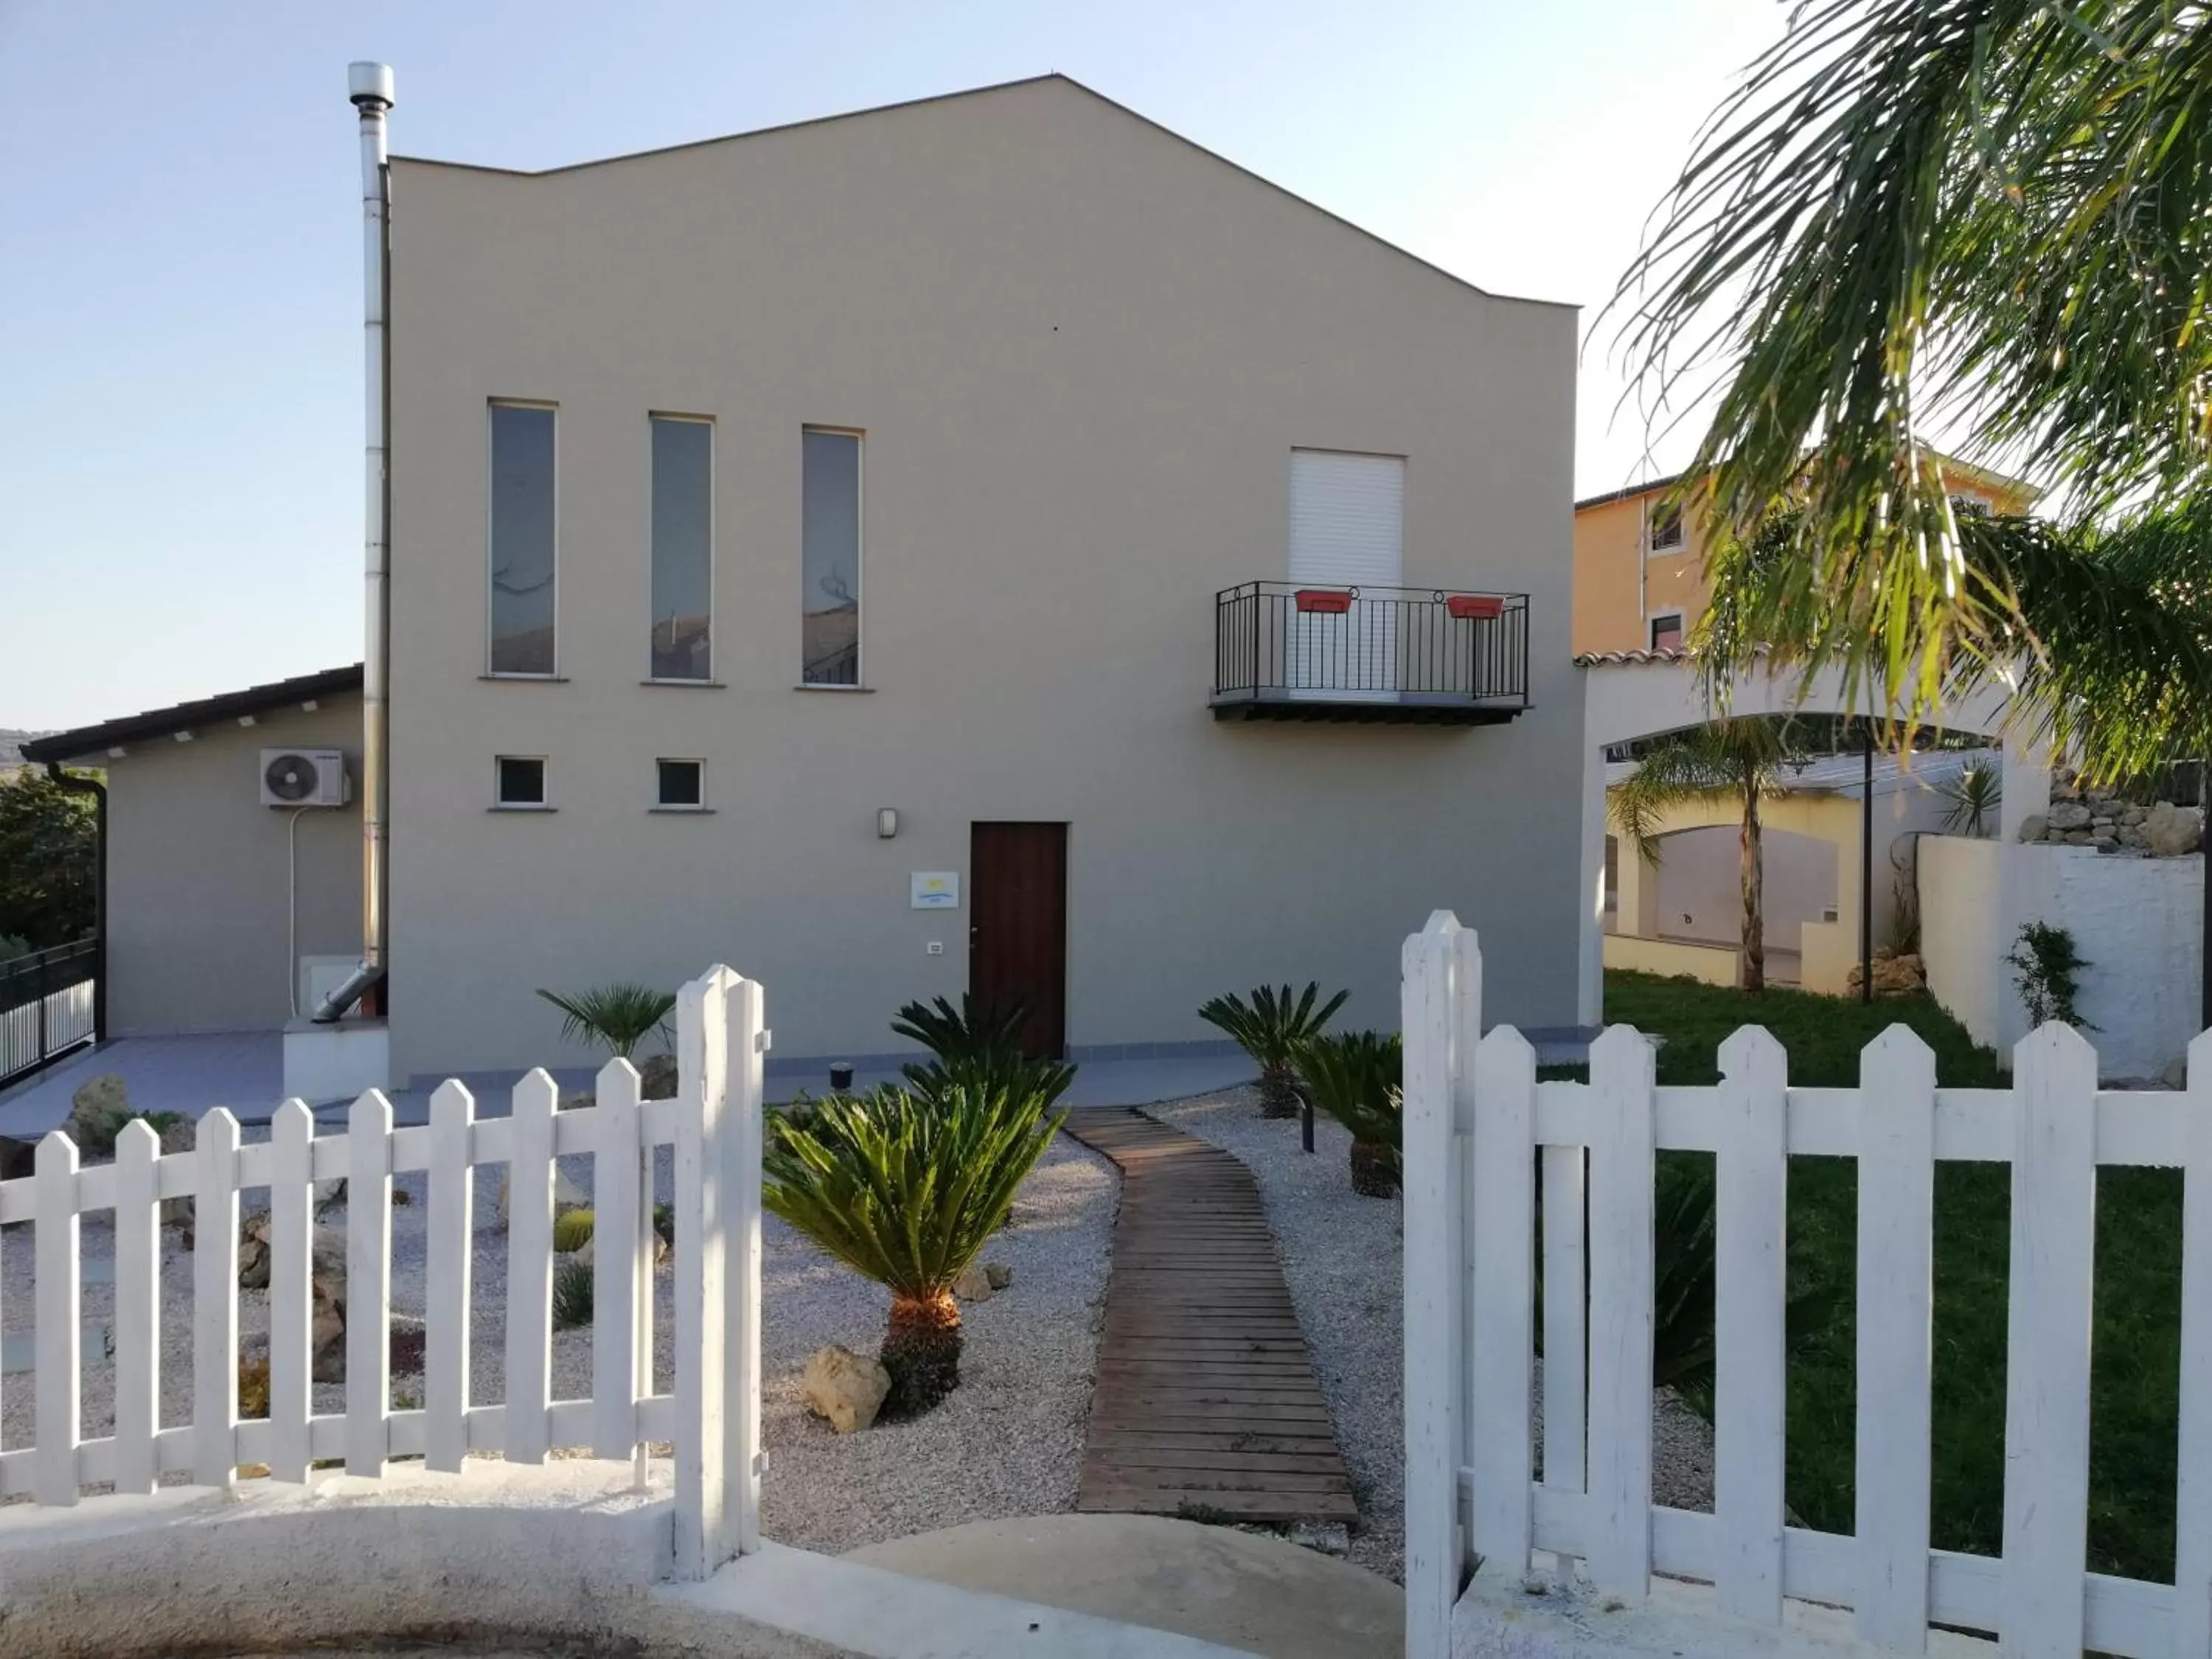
<box><xmin>969</xmin><ymin>821</ymin><xmax>1068</xmax><ymax>1059</ymax></box>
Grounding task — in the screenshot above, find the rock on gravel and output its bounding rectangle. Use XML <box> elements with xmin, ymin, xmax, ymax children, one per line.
<box><xmin>1144</xmin><ymin>1085</ymin><xmax>1714</xmax><ymax>1585</ymax></box>
<box><xmin>4</xmin><ymin>1121</ymin><xmax>1118</xmax><ymax>1558</ymax></box>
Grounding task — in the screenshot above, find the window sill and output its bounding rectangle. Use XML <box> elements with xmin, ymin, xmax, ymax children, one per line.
<box><xmin>793</xmin><ymin>683</ymin><xmax>874</xmax><ymax>693</ymax></box>
<box><xmin>641</xmin><ymin>678</ymin><xmax>725</xmax><ymax>689</ymax></box>
<box><xmin>490</xmin><ymin>804</ymin><xmax>556</xmax><ymax>813</ymax></box>
<box><xmin>480</xmin><ymin>673</ymin><xmax>570</xmax><ymax>684</ymax></box>
<box><xmin>648</xmin><ymin>805</ymin><xmax>716</xmax><ymax>814</ymax></box>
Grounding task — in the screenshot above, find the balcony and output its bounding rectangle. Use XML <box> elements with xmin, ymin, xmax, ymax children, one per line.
<box><xmin>1210</xmin><ymin>582</ymin><xmax>1531</xmax><ymax>725</ymax></box>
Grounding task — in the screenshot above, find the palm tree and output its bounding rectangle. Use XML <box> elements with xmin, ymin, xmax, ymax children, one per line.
<box><xmin>1612</xmin><ymin>1</ymin><xmax>2212</xmax><ymax>746</ymax></box>
<box><xmin>1197</xmin><ymin>983</ymin><xmax>1350</xmax><ymax>1119</ymax></box>
<box><xmin>1609</xmin><ymin>717</ymin><xmax>1815</xmax><ymax>994</ymax></box>
<box><xmin>762</xmin><ymin>1081</ymin><xmax>1063</xmax><ymax>1416</ymax></box>
<box><xmin>535</xmin><ymin>982</ymin><xmax>677</xmax><ymax>1060</ymax></box>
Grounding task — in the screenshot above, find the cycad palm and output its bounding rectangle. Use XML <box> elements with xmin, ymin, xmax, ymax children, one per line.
<box><xmin>1610</xmin><ymin>717</ymin><xmax>1813</xmax><ymax>995</ymax></box>
<box><xmin>1293</xmin><ymin>1030</ymin><xmax>1402</xmax><ymax>1197</ymax></box>
<box><xmin>1197</xmin><ymin>983</ymin><xmax>1350</xmax><ymax>1119</ymax></box>
<box><xmin>1614</xmin><ymin>1</ymin><xmax>2212</xmax><ymax>756</ymax></box>
<box><xmin>763</xmin><ymin>1082</ymin><xmax>1064</xmax><ymax>1416</ymax></box>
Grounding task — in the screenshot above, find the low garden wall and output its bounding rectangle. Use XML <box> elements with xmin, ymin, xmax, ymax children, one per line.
<box><xmin>1921</xmin><ymin>835</ymin><xmax>2204</xmax><ymax>1079</ymax></box>
<box><xmin>1600</xmin><ymin>933</ymin><xmax>1738</xmax><ymax>987</ymax></box>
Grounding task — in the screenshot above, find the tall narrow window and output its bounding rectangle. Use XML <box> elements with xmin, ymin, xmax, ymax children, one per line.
<box><xmin>650</xmin><ymin>416</ymin><xmax>714</xmax><ymax>681</ymax></box>
<box><xmin>801</xmin><ymin>428</ymin><xmax>862</xmax><ymax>686</ymax></box>
<box><xmin>489</xmin><ymin>403</ymin><xmax>557</xmax><ymax>675</ymax></box>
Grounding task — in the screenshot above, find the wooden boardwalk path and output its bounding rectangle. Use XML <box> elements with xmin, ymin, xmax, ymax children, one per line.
<box><xmin>1062</xmin><ymin>1107</ymin><xmax>1357</xmax><ymax>1524</ymax></box>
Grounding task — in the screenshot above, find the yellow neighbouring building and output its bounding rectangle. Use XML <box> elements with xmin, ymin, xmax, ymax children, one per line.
<box><xmin>1602</xmin><ymin>743</ymin><xmax>2002</xmax><ymax>995</ymax></box>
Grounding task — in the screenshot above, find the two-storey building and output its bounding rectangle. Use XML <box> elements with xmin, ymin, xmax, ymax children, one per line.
<box><xmin>27</xmin><ymin>76</ymin><xmax>1589</xmax><ymax>1088</ymax></box>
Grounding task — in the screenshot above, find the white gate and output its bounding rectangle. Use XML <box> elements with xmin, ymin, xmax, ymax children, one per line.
<box><xmin>1402</xmin><ymin>911</ymin><xmax>2212</xmax><ymax>1658</ymax></box>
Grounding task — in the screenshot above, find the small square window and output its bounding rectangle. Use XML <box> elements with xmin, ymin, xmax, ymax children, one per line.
<box><xmin>1649</xmin><ymin>613</ymin><xmax>1684</xmax><ymax>653</ymax></box>
<box><xmin>656</xmin><ymin>758</ymin><xmax>704</xmax><ymax>809</ymax></box>
<box><xmin>1647</xmin><ymin>507</ymin><xmax>1684</xmax><ymax>552</ymax></box>
<box><xmin>495</xmin><ymin>755</ymin><xmax>546</xmax><ymax>808</ymax></box>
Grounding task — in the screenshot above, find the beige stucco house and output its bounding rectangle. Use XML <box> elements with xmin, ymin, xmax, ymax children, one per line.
<box><xmin>26</xmin><ymin>77</ymin><xmax>1587</xmax><ymax>1087</ymax></box>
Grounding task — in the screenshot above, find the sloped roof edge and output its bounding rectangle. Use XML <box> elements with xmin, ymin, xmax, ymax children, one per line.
<box><xmin>23</xmin><ymin>665</ymin><xmax>364</xmax><ymax>763</ymax></box>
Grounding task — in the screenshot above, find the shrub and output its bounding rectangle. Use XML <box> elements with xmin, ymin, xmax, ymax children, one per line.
<box><xmin>1293</xmin><ymin>1031</ymin><xmax>1403</xmax><ymax>1196</ymax></box>
<box><xmin>552</xmin><ymin>1259</ymin><xmax>595</xmax><ymax>1331</ymax></box>
<box><xmin>75</xmin><ymin>1107</ymin><xmax>186</xmax><ymax>1161</ymax></box>
<box><xmin>552</xmin><ymin>1208</ymin><xmax>595</xmax><ymax>1253</ymax></box>
<box><xmin>764</xmin><ymin>1081</ymin><xmax>1063</xmax><ymax>1416</ymax></box>
<box><xmin>2006</xmin><ymin>920</ymin><xmax>2093</xmax><ymax>1029</ymax></box>
<box><xmin>1197</xmin><ymin>983</ymin><xmax>1349</xmax><ymax>1119</ymax></box>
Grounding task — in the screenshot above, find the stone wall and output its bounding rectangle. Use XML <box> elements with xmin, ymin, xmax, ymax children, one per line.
<box><xmin>2014</xmin><ymin>770</ymin><xmax>2204</xmax><ymax>856</ymax></box>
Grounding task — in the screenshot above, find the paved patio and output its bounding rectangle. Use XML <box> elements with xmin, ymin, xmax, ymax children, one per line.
<box><xmin>0</xmin><ymin>1032</ymin><xmax>1258</xmax><ymax>1138</ymax></box>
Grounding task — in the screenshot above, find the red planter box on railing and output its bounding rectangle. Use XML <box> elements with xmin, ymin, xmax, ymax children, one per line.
<box><xmin>1447</xmin><ymin>594</ymin><xmax>1504</xmax><ymax>621</ymax></box>
<box><xmin>1295</xmin><ymin>588</ymin><xmax>1354</xmax><ymax>613</ymax></box>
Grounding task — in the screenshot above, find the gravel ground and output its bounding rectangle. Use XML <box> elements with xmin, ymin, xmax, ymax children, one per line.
<box><xmin>1144</xmin><ymin>1083</ymin><xmax>1716</xmax><ymax>1585</ymax></box>
<box><xmin>2</xmin><ymin>1127</ymin><xmax>1119</xmax><ymax>1554</ymax></box>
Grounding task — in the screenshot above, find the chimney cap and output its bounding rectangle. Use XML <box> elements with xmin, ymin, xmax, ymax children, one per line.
<box><xmin>348</xmin><ymin>62</ymin><xmax>394</xmax><ymax>109</ymax></box>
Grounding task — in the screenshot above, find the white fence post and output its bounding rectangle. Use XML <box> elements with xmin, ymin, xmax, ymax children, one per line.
<box><xmin>192</xmin><ymin>1109</ymin><xmax>240</xmax><ymax>1490</ymax></box>
<box><xmin>111</xmin><ymin>1119</ymin><xmax>161</xmax><ymax>1496</ymax></box>
<box><xmin>2001</xmin><ymin>1023</ymin><xmax>2098</xmax><ymax>1659</ymax></box>
<box><xmin>593</xmin><ymin>1057</ymin><xmax>647</xmax><ymax>1463</ymax></box>
<box><xmin>425</xmin><ymin>1079</ymin><xmax>476</xmax><ymax>1475</ymax></box>
<box><xmin>1469</xmin><ymin>1025</ymin><xmax>1534</xmax><ymax>1575</ymax></box>
<box><xmin>505</xmin><ymin>1069</ymin><xmax>558</xmax><ymax>1467</ymax></box>
<box><xmin>1715</xmin><ymin>1026</ymin><xmax>1787</xmax><ymax>1626</ymax></box>
<box><xmin>34</xmin><ymin>1131</ymin><xmax>80</xmax><ymax>1506</ymax></box>
<box><xmin>346</xmin><ymin>1090</ymin><xmax>394</xmax><ymax>1478</ymax></box>
<box><xmin>2180</xmin><ymin>1030</ymin><xmax>2212</xmax><ymax>1659</ymax></box>
<box><xmin>1585</xmin><ymin>1024</ymin><xmax>1655</xmax><ymax>1599</ymax></box>
<box><xmin>1854</xmin><ymin>1026</ymin><xmax>1935</xmax><ymax>1649</ymax></box>
<box><xmin>673</xmin><ymin>963</ymin><xmax>738</xmax><ymax>1582</ymax></box>
<box><xmin>1539</xmin><ymin>1139</ymin><xmax>1586</xmax><ymax>1511</ymax></box>
<box><xmin>1403</xmin><ymin>911</ymin><xmax>1468</xmax><ymax>1658</ymax></box>
<box><xmin>726</xmin><ymin>973</ymin><xmax>766</xmax><ymax>1557</ymax></box>
<box><xmin>268</xmin><ymin>1099</ymin><xmax>316</xmax><ymax>1485</ymax></box>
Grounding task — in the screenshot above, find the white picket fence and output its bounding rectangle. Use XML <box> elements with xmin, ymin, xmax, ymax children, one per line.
<box><xmin>1402</xmin><ymin>911</ymin><xmax>2212</xmax><ymax>1659</ymax></box>
<box><xmin>0</xmin><ymin>964</ymin><xmax>766</xmax><ymax>1582</ymax></box>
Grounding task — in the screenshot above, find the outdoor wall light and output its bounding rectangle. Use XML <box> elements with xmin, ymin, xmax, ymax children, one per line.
<box><xmin>877</xmin><ymin>808</ymin><xmax>898</xmax><ymax>839</ymax></box>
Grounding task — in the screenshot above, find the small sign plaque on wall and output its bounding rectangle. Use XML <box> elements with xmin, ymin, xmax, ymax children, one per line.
<box><xmin>911</xmin><ymin>872</ymin><xmax>960</xmax><ymax>909</ymax></box>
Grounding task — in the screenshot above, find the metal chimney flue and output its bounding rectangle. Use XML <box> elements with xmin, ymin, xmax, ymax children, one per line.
<box><xmin>314</xmin><ymin>61</ymin><xmax>395</xmax><ymax>1025</ymax></box>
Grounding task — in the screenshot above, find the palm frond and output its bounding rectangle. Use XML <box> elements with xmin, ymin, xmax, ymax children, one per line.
<box><xmin>535</xmin><ymin>983</ymin><xmax>676</xmax><ymax>1059</ymax></box>
<box><xmin>891</xmin><ymin>994</ymin><xmax>1036</xmax><ymax>1065</ymax></box>
<box><xmin>762</xmin><ymin>1082</ymin><xmax>1063</xmax><ymax>1302</ymax></box>
<box><xmin>1936</xmin><ymin>759</ymin><xmax>2004</xmax><ymax>837</ymax></box>
<box><xmin>902</xmin><ymin>1048</ymin><xmax>1077</xmax><ymax>1115</ymax></box>
<box><xmin>1610</xmin><ymin>0</ymin><xmax>2212</xmax><ymax>725</ymax></box>
<box><xmin>1196</xmin><ymin>982</ymin><xmax>1352</xmax><ymax>1072</ymax></box>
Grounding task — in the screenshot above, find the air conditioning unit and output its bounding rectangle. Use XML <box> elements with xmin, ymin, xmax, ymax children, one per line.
<box><xmin>260</xmin><ymin>748</ymin><xmax>349</xmax><ymax>808</ymax></box>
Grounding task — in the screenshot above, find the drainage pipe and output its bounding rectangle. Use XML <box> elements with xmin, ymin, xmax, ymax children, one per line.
<box><xmin>316</xmin><ymin>61</ymin><xmax>394</xmax><ymax>1024</ymax></box>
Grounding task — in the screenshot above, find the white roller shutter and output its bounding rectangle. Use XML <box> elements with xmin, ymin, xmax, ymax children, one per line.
<box><xmin>1287</xmin><ymin>450</ymin><xmax>1404</xmax><ymax>696</ymax></box>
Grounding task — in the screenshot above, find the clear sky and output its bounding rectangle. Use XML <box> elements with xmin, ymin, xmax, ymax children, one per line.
<box><xmin>0</xmin><ymin>0</ymin><xmax>1783</xmax><ymax>729</ymax></box>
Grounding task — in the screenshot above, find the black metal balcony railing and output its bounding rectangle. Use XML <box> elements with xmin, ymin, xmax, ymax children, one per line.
<box><xmin>0</xmin><ymin>937</ymin><xmax>100</xmax><ymax>1088</ymax></box>
<box><xmin>1211</xmin><ymin>582</ymin><xmax>1531</xmax><ymax>724</ymax></box>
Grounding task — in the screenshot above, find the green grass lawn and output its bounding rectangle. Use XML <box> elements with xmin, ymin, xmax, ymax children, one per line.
<box><xmin>1581</xmin><ymin>971</ymin><xmax>2183</xmax><ymax>1586</ymax></box>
